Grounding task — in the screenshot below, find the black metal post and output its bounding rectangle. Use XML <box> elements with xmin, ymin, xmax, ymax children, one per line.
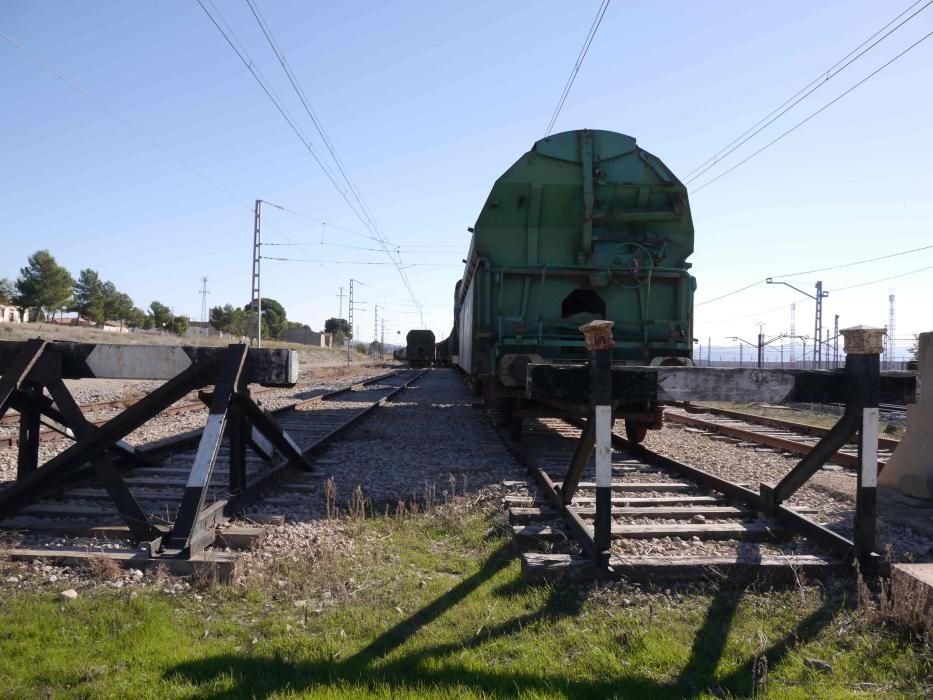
<box><xmin>840</xmin><ymin>327</ymin><xmax>883</xmax><ymax>569</ymax></box>
<box><xmin>229</xmin><ymin>394</ymin><xmax>249</xmax><ymax>494</ymax></box>
<box><xmin>16</xmin><ymin>381</ymin><xmax>42</xmax><ymax>480</ymax></box>
<box><xmin>580</xmin><ymin>320</ymin><xmax>614</xmax><ymax>565</ymax></box>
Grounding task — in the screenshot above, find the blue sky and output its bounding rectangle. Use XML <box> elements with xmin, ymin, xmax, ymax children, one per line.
<box><xmin>1</xmin><ymin>1</ymin><xmax>930</xmax><ymax>354</ymax></box>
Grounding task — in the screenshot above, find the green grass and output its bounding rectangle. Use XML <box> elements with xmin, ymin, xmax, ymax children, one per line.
<box><xmin>0</xmin><ymin>507</ymin><xmax>927</xmax><ymax>698</ymax></box>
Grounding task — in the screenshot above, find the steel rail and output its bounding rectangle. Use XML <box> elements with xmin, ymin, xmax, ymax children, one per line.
<box><xmin>530</xmin><ymin>415</ymin><xmax>858</xmax><ymax>567</ymax></box>
<box><xmin>674</xmin><ymin>402</ymin><xmax>900</xmax><ymax>450</ymax></box>
<box><xmin>0</xmin><ymin>369</ymin><xmax>426</xmax><ymax>553</ymax></box>
<box><xmin>664</xmin><ymin>408</ymin><xmax>893</xmax><ymax>470</ymax></box>
<box><xmin>192</xmin><ymin>368</ymin><xmax>427</xmax><ymax>540</ymax></box>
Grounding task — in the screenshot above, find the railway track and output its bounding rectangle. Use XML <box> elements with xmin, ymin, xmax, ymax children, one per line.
<box><xmin>505</xmin><ymin>415</ymin><xmax>847</xmax><ymax>582</ymax></box>
<box><xmin>0</xmin><ymin>368</ymin><xmax>423</xmax><ymax>576</ymax></box>
<box><xmin>664</xmin><ymin>404</ymin><xmax>899</xmax><ymax>470</ymax></box>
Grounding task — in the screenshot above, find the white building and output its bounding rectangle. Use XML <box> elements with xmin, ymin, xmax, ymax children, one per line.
<box><xmin>0</xmin><ymin>305</ymin><xmax>30</xmax><ymax>323</ymax></box>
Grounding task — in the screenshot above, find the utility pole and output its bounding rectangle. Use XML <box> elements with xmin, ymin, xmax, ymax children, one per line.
<box><xmin>834</xmin><ymin>314</ymin><xmax>840</xmax><ymax>368</ymax></box>
<box><xmin>347</xmin><ymin>279</ymin><xmax>354</xmax><ymax>366</ymax></box>
<box><xmin>756</xmin><ymin>323</ymin><xmax>765</xmax><ymax>368</ymax></box>
<box><xmin>380</xmin><ymin>318</ymin><xmax>385</xmax><ymax>360</ymax></box>
<box><xmin>251</xmin><ymin>200</ymin><xmax>262</xmax><ymax>348</ymax></box>
<box><xmin>373</xmin><ymin>305</ymin><xmax>380</xmax><ymax>364</ymax></box>
<box><xmin>707</xmin><ymin>336</ymin><xmax>711</xmax><ymax>367</ymax></box>
<box><xmin>732</xmin><ymin>333</ymin><xmax>781</xmax><ymax>369</ymax></box>
<box><xmin>813</xmin><ymin>281</ymin><xmax>826</xmax><ymax>367</ymax></box>
<box><xmin>336</xmin><ymin>287</ymin><xmax>345</xmax><ymax>318</ymax></box>
<box><xmin>886</xmin><ymin>292</ymin><xmax>896</xmax><ymax>368</ymax></box>
<box><xmin>199</xmin><ymin>277</ymin><xmax>209</xmax><ymax>336</ymax></box>
<box><xmin>789</xmin><ymin>303</ymin><xmax>796</xmax><ymax>367</ymax></box>
<box><xmin>766</xmin><ymin>278</ymin><xmax>828</xmax><ymax>368</ymax></box>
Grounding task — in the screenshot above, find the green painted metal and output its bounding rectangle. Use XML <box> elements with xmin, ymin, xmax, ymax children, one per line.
<box><xmin>457</xmin><ymin>129</ymin><xmax>695</xmax><ymax>389</ymax></box>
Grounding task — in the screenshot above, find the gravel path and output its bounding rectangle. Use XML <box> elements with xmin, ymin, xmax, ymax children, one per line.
<box><xmin>238</xmin><ymin>368</ymin><xmax>524</xmax><ymax>524</ymax></box>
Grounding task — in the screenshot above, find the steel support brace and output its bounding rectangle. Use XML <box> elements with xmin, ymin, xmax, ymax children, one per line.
<box><xmin>0</xmin><ymin>339</ymin><xmax>47</xmax><ymax>419</ymax></box>
<box><xmin>166</xmin><ymin>344</ymin><xmax>249</xmax><ymax>554</ymax></box>
<box><xmin>561</xmin><ymin>416</ymin><xmax>595</xmax><ymax>505</ymax></box>
<box><xmin>45</xmin><ymin>377</ymin><xmax>161</xmax><ymax>542</ymax></box>
<box><xmin>0</xmin><ymin>357</ymin><xmax>215</xmax><ymax>520</ymax></box>
<box><xmin>758</xmin><ymin>328</ymin><xmax>883</xmax><ymax>568</ymax></box>
<box><xmin>760</xmin><ymin>413</ymin><xmax>859</xmax><ymax>513</ymax></box>
<box><xmin>232</xmin><ymin>395</ymin><xmax>312</xmax><ymax>470</ymax></box>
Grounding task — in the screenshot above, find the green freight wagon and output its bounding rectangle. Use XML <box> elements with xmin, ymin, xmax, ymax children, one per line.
<box><xmin>455</xmin><ymin>129</ymin><xmax>695</xmax><ymax>441</ymax></box>
<box><xmin>405</xmin><ymin>330</ymin><xmax>436</xmax><ymax>368</ymax></box>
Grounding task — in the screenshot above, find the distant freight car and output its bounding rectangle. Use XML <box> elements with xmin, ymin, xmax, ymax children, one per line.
<box><xmin>405</xmin><ymin>330</ymin><xmax>435</xmax><ymax>368</ymax></box>
<box><xmin>455</xmin><ymin>129</ymin><xmax>695</xmax><ymax>442</ymax></box>
<box><xmin>434</xmin><ymin>334</ymin><xmax>452</xmax><ymax>367</ymax></box>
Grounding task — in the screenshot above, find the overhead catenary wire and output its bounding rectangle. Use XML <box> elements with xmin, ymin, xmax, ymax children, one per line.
<box><xmin>830</xmin><ymin>263</ymin><xmax>933</xmax><ymax>291</ymax></box>
<box><xmin>695</xmin><ymin>241</ymin><xmax>933</xmax><ymax>306</ymax></box>
<box><xmin>772</xmin><ymin>243</ymin><xmax>933</xmax><ymax>279</ymax></box>
<box><xmin>684</xmin><ymin>0</ymin><xmax>932</xmax><ymax>183</ymax></box>
<box><xmin>196</xmin><ymin>1</ymin><xmax>422</xmax><ymax>322</ymax></box>
<box><xmin>261</xmin><ymin>255</ymin><xmax>459</xmax><ymax>267</ymax></box>
<box><xmin>245</xmin><ymin>0</ymin><xmax>371</xmax><ymax>225</ymax></box>
<box><xmin>544</xmin><ymin>0</ymin><xmax>611</xmax><ymax>135</ymax></box>
<box><xmin>697</xmin><ymin>296</ymin><xmax>810</xmax><ymax>325</ymax></box>
<box><xmin>235</xmin><ymin>0</ymin><xmax>424</xmax><ymax>322</ymax></box>
<box><xmin>691</xmin><ymin>30</ymin><xmax>933</xmax><ymax>193</ymax></box>
<box><xmin>0</xmin><ymin>28</ymin><xmax>343</xmax><ymax>288</ymax></box>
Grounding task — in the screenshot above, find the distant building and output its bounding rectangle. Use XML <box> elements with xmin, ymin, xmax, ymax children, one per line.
<box><xmin>280</xmin><ymin>326</ymin><xmax>332</xmax><ymax>347</ymax></box>
<box><xmin>100</xmin><ymin>320</ymin><xmax>129</xmax><ymax>333</ymax></box>
<box><xmin>46</xmin><ymin>315</ymin><xmax>94</xmax><ymax>327</ymax></box>
<box><xmin>0</xmin><ymin>305</ymin><xmax>30</xmax><ymax>323</ymax></box>
<box><xmin>185</xmin><ymin>321</ymin><xmax>224</xmax><ymax>338</ymax></box>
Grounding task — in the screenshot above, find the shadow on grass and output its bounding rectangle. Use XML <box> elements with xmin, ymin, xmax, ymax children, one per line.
<box><xmin>164</xmin><ymin>543</ymin><xmax>845</xmax><ymax>699</ymax></box>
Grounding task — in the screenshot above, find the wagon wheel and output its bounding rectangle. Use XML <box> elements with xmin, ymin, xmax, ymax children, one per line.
<box><xmin>607</xmin><ymin>242</ymin><xmax>654</xmax><ymax>288</ymax></box>
<box><xmin>625</xmin><ymin>419</ymin><xmax>649</xmax><ymax>444</ymax></box>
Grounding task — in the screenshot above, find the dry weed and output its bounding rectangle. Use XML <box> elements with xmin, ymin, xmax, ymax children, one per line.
<box><xmin>324</xmin><ymin>477</ymin><xmax>337</xmax><ymax>520</ymax></box>
<box><xmin>349</xmin><ymin>485</ymin><xmax>370</xmax><ymax>520</ymax></box>
<box><xmin>86</xmin><ymin>556</ymin><xmax>122</xmax><ymax>582</ymax></box>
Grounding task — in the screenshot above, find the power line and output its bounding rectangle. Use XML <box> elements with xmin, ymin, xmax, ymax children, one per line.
<box><xmin>692</xmin><ymin>30</ymin><xmax>933</xmax><ymax>193</ymax></box>
<box><xmin>695</xmin><ymin>241</ymin><xmax>933</xmax><ymax>306</ymax></box>
<box><xmin>0</xmin><ymin>30</ymin><xmax>249</xmax><ymax>213</ymax></box>
<box><xmin>261</xmin><ymin>255</ymin><xmax>459</xmax><ymax>267</ymax></box>
<box><xmin>684</xmin><ymin>0</ymin><xmax>931</xmax><ymax>183</ymax></box>
<box><xmin>245</xmin><ymin>0</ymin><xmax>372</xmax><ymax>228</ymax></box>
<box><xmin>772</xmin><ymin>243</ymin><xmax>933</xmax><ymax>279</ymax></box>
<box><xmin>694</xmin><ymin>280</ymin><xmax>764</xmax><ymax>307</ymax></box>
<box><xmin>263</xmin><ymin>241</ymin><xmax>459</xmax><ymax>255</ymax></box>
<box><xmin>831</xmin><ymin>263</ymin><xmax>933</xmax><ymax>291</ymax></box>
<box><xmin>697</xmin><ymin>296</ymin><xmax>809</xmax><ymax>325</ymax></box>
<box><xmin>235</xmin><ymin>0</ymin><xmax>423</xmax><ymax>323</ymax></box>
<box><xmin>544</xmin><ymin>0</ymin><xmax>611</xmax><ymax>135</ymax></box>
<box><xmin>0</xmin><ymin>28</ymin><xmax>341</xmax><ymax>289</ymax></box>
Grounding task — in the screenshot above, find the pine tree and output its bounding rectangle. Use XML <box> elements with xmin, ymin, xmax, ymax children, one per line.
<box><xmin>71</xmin><ymin>268</ymin><xmax>104</xmax><ymax>322</ymax></box>
<box><xmin>15</xmin><ymin>250</ymin><xmax>74</xmax><ymax>319</ymax></box>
